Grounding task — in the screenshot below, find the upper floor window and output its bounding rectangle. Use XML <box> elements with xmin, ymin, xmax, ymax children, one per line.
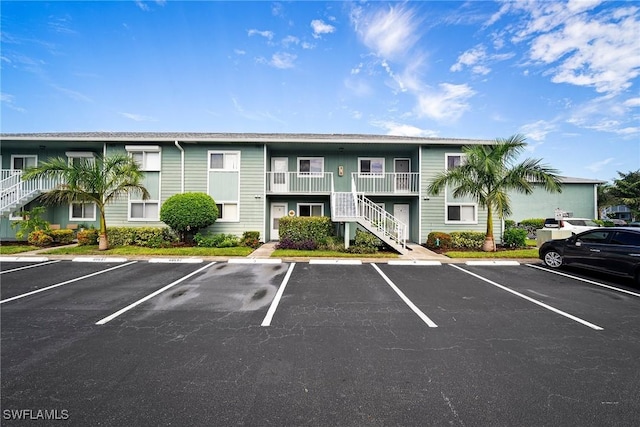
<box><xmin>66</xmin><ymin>152</ymin><xmax>95</xmax><ymax>167</ymax></box>
<box><xmin>209</xmin><ymin>152</ymin><xmax>240</xmax><ymax>171</ymax></box>
<box><xmin>359</xmin><ymin>158</ymin><xmax>384</xmax><ymax>176</ymax></box>
<box><xmin>298</xmin><ymin>157</ymin><xmax>324</xmax><ymax>176</ymax></box>
<box><xmin>11</xmin><ymin>155</ymin><xmax>37</xmax><ymax>170</ymax></box>
<box><xmin>125</xmin><ymin>145</ymin><xmax>161</xmax><ymax>171</ymax></box>
<box><xmin>446</xmin><ymin>154</ymin><xmax>465</xmax><ymax>170</ymax></box>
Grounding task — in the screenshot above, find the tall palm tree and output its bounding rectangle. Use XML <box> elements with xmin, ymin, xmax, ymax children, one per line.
<box><xmin>427</xmin><ymin>134</ymin><xmax>562</xmax><ymax>251</ymax></box>
<box><xmin>22</xmin><ymin>154</ymin><xmax>150</xmax><ymax>250</ymax></box>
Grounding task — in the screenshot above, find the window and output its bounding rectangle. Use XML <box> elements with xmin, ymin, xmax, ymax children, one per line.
<box><xmin>66</xmin><ymin>152</ymin><xmax>95</xmax><ymax>167</ymax></box>
<box><xmin>11</xmin><ymin>155</ymin><xmax>37</xmax><ymax>170</ymax></box>
<box><xmin>359</xmin><ymin>158</ymin><xmax>384</xmax><ymax>176</ymax></box>
<box><xmin>298</xmin><ymin>157</ymin><xmax>324</xmax><ymax>176</ymax></box>
<box><xmin>611</xmin><ymin>231</ymin><xmax>640</xmax><ymax>246</ymax></box>
<box><xmin>298</xmin><ymin>203</ymin><xmax>324</xmax><ymax>217</ymax></box>
<box><xmin>70</xmin><ymin>202</ymin><xmax>96</xmax><ymax>221</ymax></box>
<box><xmin>446</xmin><ymin>154</ymin><xmax>465</xmax><ymax>170</ymax></box>
<box><xmin>125</xmin><ymin>145</ymin><xmax>161</xmax><ymax>171</ymax></box>
<box><xmin>210</xmin><ymin>152</ymin><xmax>239</xmax><ymax>170</ymax></box>
<box><xmin>9</xmin><ymin>210</ymin><xmax>24</xmax><ymax>221</ymax></box>
<box><xmin>577</xmin><ymin>230</ymin><xmax>611</xmax><ymax>244</ymax></box>
<box><xmin>447</xmin><ymin>205</ymin><xmax>476</xmax><ymax>222</ymax></box>
<box><xmin>216</xmin><ymin>203</ymin><xmax>239</xmax><ymax>221</ymax></box>
<box><xmin>129</xmin><ymin>202</ymin><xmax>159</xmax><ymax>220</ymax></box>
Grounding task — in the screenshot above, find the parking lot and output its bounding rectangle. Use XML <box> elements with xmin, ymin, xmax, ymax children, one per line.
<box><xmin>1</xmin><ymin>258</ymin><xmax>639</xmax><ymax>426</ymax></box>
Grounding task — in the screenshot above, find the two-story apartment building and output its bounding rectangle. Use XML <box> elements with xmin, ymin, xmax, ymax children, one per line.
<box><xmin>0</xmin><ymin>133</ymin><xmax>601</xmax><ymax>252</ymax></box>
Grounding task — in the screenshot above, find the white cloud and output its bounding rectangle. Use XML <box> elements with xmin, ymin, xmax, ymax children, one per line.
<box><xmin>281</xmin><ymin>35</ymin><xmax>299</xmax><ymax>47</ymax></box>
<box><xmin>585</xmin><ymin>157</ymin><xmax>614</xmax><ymax>173</ymax></box>
<box><xmin>450</xmin><ymin>44</ymin><xmax>515</xmax><ymax>75</ymax></box>
<box><xmin>48</xmin><ymin>15</ymin><xmax>77</xmax><ymax>35</ymax></box>
<box><xmin>343</xmin><ymin>77</ymin><xmax>372</xmax><ymax>97</ymax></box>
<box><xmin>519</xmin><ymin>120</ymin><xmax>557</xmax><ymax>142</ymax></box>
<box><xmin>118</xmin><ymin>112</ymin><xmax>157</xmax><ymax>122</ymax></box>
<box><xmin>234</xmin><ymin>49</ymin><xmax>246</xmax><ymax>56</ymax></box>
<box><xmin>310</xmin><ymin>19</ymin><xmax>335</xmax><ymax>39</ymax></box>
<box><xmin>135</xmin><ymin>0</ymin><xmax>165</xmax><ymax>11</ymax></box>
<box><xmin>1</xmin><ymin>92</ymin><xmax>26</xmax><ymax>113</ymax></box>
<box><xmin>623</xmin><ymin>97</ymin><xmax>640</xmax><ymax>107</ymax></box>
<box><xmin>51</xmin><ymin>84</ymin><xmax>92</xmax><ymax>103</ymax></box>
<box><xmin>371</xmin><ymin>120</ymin><xmax>439</xmax><ymax>137</ymax></box>
<box><xmin>415</xmin><ymin>83</ymin><xmax>476</xmax><ymax>122</ymax></box>
<box><xmin>270</xmin><ymin>52</ymin><xmax>296</xmax><ymax>69</ymax></box>
<box><xmin>567</xmin><ymin>95</ymin><xmax>640</xmax><ymax>136</ymax></box>
<box><xmin>247</xmin><ymin>29</ymin><xmax>274</xmax><ymax>40</ymax></box>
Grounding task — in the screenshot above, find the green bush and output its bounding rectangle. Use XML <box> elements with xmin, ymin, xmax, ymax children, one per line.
<box><xmin>50</xmin><ymin>229</ymin><xmax>74</xmax><ymax>245</ymax></box>
<box><xmin>502</xmin><ymin>227</ymin><xmax>528</xmax><ymax>248</ymax></box>
<box><xmin>160</xmin><ymin>192</ymin><xmax>218</xmax><ymax>242</ymax></box>
<box><xmin>518</xmin><ymin>218</ymin><xmax>545</xmax><ymax>238</ymax></box>
<box><xmin>28</xmin><ymin>230</ymin><xmax>53</xmax><ymax>247</ymax></box>
<box><xmin>346</xmin><ymin>229</ymin><xmax>379</xmax><ymax>254</ymax></box>
<box><xmin>317</xmin><ymin>236</ymin><xmax>344</xmax><ymax>251</ymax></box>
<box><xmin>11</xmin><ymin>206</ymin><xmax>50</xmax><ymax>240</ymax></box>
<box><xmin>240</xmin><ymin>231</ymin><xmax>262</xmax><ymax>249</ymax></box>
<box><xmin>194</xmin><ymin>232</ymin><xmax>239</xmax><ymax>248</ymax></box>
<box><xmin>77</xmin><ymin>229</ymin><xmax>99</xmax><ymax>246</ymax></box>
<box><xmin>450</xmin><ymin>231</ymin><xmax>485</xmax><ymax>249</ymax></box>
<box><xmin>106</xmin><ymin>227</ymin><xmax>176</xmax><ymax>248</ymax></box>
<box><xmin>426</xmin><ymin>232</ymin><xmax>452</xmax><ymax>249</ymax></box>
<box><xmin>504</xmin><ymin>219</ymin><xmax>516</xmax><ymax>230</ymax></box>
<box><xmin>278</xmin><ymin>216</ymin><xmax>332</xmax><ymax>244</ymax></box>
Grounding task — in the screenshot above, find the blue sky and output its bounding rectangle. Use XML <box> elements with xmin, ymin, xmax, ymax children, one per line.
<box><xmin>1</xmin><ymin>0</ymin><xmax>639</xmax><ymax>182</ymax></box>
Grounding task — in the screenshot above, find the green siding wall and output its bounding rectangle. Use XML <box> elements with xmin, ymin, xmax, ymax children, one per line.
<box><xmin>507</xmin><ymin>184</ymin><xmax>596</xmax><ymax>222</ymax></box>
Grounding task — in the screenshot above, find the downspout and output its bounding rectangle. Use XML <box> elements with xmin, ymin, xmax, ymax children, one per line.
<box><xmin>174</xmin><ymin>141</ymin><xmax>184</xmax><ymax>194</ymax></box>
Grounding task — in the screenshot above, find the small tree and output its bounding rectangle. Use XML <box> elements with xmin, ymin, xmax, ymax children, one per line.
<box><xmin>11</xmin><ymin>206</ymin><xmax>50</xmax><ymax>240</ymax></box>
<box><xmin>160</xmin><ymin>192</ymin><xmax>218</xmax><ymax>242</ymax></box>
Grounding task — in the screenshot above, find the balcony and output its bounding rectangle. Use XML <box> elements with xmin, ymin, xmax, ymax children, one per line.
<box><xmin>266</xmin><ymin>171</ymin><xmax>334</xmax><ymax>194</ymax></box>
<box><xmin>351</xmin><ymin>172</ymin><xmax>419</xmax><ymax>195</ymax></box>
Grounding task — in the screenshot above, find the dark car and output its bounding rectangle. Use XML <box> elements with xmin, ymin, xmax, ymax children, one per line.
<box><xmin>539</xmin><ymin>227</ymin><xmax>640</xmax><ymax>286</ymax></box>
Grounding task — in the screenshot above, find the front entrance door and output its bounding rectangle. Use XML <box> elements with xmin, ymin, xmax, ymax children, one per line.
<box><xmin>393</xmin><ymin>204</ymin><xmax>410</xmax><ymax>241</ymax></box>
<box><xmin>271</xmin><ymin>157</ymin><xmax>288</xmax><ymax>192</ymax></box>
<box><xmin>270</xmin><ymin>203</ymin><xmax>288</xmax><ymax>240</ymax></box>
<box><xmin>394</xmin><ymin>158</ymin><xmax>410</xmax><ymax>192</ymax></box>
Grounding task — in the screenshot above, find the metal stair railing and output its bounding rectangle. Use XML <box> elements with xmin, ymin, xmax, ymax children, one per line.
<box><xmin>1</xmin><ymin>170</ymin><xmax>62</xmax><ymax>214</ymax></box>
<box><xmin>355</xmin><ymin>194</ymin><xmax>407</xmax><ymax>250</ymax></box>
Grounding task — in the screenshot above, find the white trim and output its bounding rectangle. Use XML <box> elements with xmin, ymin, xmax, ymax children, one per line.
<box><xmin>445</xmin><ymin>152</ymin><xmax>465</xmax><ymax>170</ymax></box>
<box><xmin>418</xmin><ymin>147</ymin><xmax>422</xmax><ymax>242</ymax></box>
<box><xmin>69</xmin><ymin>202</ymin><xmax>97</xmax><ymax>221</ymax></box>
<box><xmin>128</xmin><ymin>201</ymin><xmax>160</xmax><ymax>221</ymax></box>
<box><xmin>270</xmin><ymin>202</ymin><xmax>288</xmax><ymax>240</ymax></box>
<box><xmin>297</xmin><ymin>202</ymin><xmax>324</xmax><ymax>217</ymax></box>
<box><xmin>10</xmin><ymin>154</ymin><xmax>37</xmax><ymax>170</ymax></box>
<box><xmin>65</xmin><ymin>151</ymin><xmax>95</xmax><ymax>158</ymax></box>
<box><xmin>215</xmin><ymin>202</ymin><xmax>240</xmax><ymax>222</ymax></box>
<box><xmin>297</xmin><ymin>157</ymin><xmax>324</xmax><ymax>177</ymax></box>
<box><xmin>208</xmin><ymin>150</ymin><xmax>240</xmax><ymax>171</ymax></box>
<box><xmin>129</xmin><ymin>150</ymin><xmax>161</xmax><ymax>171</ymax></box>
<box><xmin>444</xmin><ymin>203</ymin><xmax>478</xmax><ymax>224</ymax></box>
<box><xmin>358</xmin><ymin>157</ymin><xmax>385</xmax><ymax>177</ymax></box>
<box><xmin>125</xmin><ymin>145</ymin><xmax>161</xmax><ymax>152</ymax></box>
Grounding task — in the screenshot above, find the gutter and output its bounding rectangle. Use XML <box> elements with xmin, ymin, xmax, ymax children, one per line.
<box><xmin>175</xmin><ymin>140</ymin><xmax>184</xmax><ymax>193</ymax></box>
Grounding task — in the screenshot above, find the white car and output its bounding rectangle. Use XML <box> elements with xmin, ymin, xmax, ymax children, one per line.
<box><xmin>543</xmin><ymin>217</ymin><xmax>601</xmax><ymax>233</ymax></box>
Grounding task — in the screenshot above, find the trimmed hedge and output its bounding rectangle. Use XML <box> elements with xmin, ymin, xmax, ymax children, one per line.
<box><xmin>77</xmin><ymin>229</ymin><xmax>99</xmax><ymax>246</ymax></box>
<box><xmin>160</xmin><ymin>192</ymin><xmax>218</xmax><ymax>241</ymax></box>
<box><xmin>278</xmin><ymin>216</ymin><xmax>332</xmax><ymax>244</ymax></box>
<box><xmin>28</xmin><ymin>230</ymin><xmax>53</xmax><ymax>247</ymax></box>
<box><xmin>518</xmin><ymin>218</ymin><xmax>545</xmax><ymax>238</ymax></box>
<box><xmin>194</xmin><ymin>233</ymin><xmax>239</xmax><ymax>248</ymax></box>
<box><xmin>426</xmin><ymin>232</ymin><xmax>452</xmax><ymax>249</ymax></box>
<box><xmin>450</xmin><ymin>231</ymin><xmax>485</xmax><ymax>249</ymax></box>
<box><xmin>106</xmin><ymin>227</ymin><xmax>177</xmax><ymax>248</ymax></box>
<box><xmin>502</xmin><ymin>227</ymin><xmax>528</xmax><ymax>248</ymax></box>
<box><xmin>240</xmin><ymin>231</ymin><xmax>262</xmax><ymax>249</ymax></box>
<box><xmin>50</xmin><ymin>229</ymin><xmax>75</xmax><ymax>245</ymax></box>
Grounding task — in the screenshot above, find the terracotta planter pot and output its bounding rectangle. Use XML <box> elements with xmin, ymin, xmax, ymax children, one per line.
<box><xmin>482</xmin><ymin>237</ymin><xmax>496</xmax><ymax>252</ymax></box>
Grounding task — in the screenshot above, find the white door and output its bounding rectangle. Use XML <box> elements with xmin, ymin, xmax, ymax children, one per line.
<box><xmin>394</xmin><ymin>158</ymin><xmax>410</xmax><ymax>192</ymax></box>
<box><xmin>393</xmin><ymin>204</ymin><xmax>410</xmax><ymax>241</ymax></box>
<box><xmin>271</xmin><ymin>157</ymin><xmax>288</xmax><ymax>192</ymax></box>
<box><xmin>270</xmin><ymin>203</ymin><xmax>288</xmax><ymax>240</ymax></box>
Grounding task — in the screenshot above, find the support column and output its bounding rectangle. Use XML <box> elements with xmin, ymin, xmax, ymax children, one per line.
<box><xmin>344</xmin><ymin>222</ymin><xmax>350</xmax><ymax>249</ymax></box>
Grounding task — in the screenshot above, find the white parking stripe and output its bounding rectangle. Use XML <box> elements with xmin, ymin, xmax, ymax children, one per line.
<box><xmin>450</xmin><ymin>264</ymin><xmax>603</xmax><ymax>331</ymax></box>
<box><xmin>73</xmin><ymin>257</ymin><xmax>128</xmax><ymax>263</ymax></box>
<box><xmin>466</xmin><ymin>260</ymin><xmax>520</xmax><ymax>266</ymax></box>
<box><xmin>0</xmin><ymin>260</ymin><xmax>61</xmax><ymax>275</ymax></box>
<box><xmin>261</xmin><ymin>263</ymin><xmax>296</xmax><ymax>327</ymax></box>
<box><xmin>526</xmin><ymin>264</ymin><xmax>640</xmax><ymax>298</ymax></box>
<box><xmin>95</xmin><ymin>261</ymin><xmax>216</xmax><ymax>325</ymax></box>
<box><xmin>387</xmin><ymin>260</ymin><xmax>442</xmax><ymax>266</ymax></box>
<box><xmin>0</xmin><ymin>256</ymin><xmax>49</xmax><ymax>262</ymax></box>
<box><xmin>371</xmin><ymin>263</ymin><xmax>438</xmax><ymax>328</ymax></box>
<box><xmin>309</xmin><ymin>259</ymin><xmax>362</xmax><ymax>265</ymax></box>
<box><xmin>0</xmin><ymin>261</ymin><xmax>138</xmax><ymax>305</ymax></box>
<box><xmin>148</xmin><ymin>258</ymin><xmax>203</xmax><ymax>264</ymax></box>
<box><xmin>228</xmin><ymin>258</ymin><xmax>282</xmax><ymax>264</ymax></box>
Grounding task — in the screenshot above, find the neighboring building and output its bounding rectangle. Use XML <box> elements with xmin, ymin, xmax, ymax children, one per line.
<box><xmin>0</xmin><ymin>133</ymin><xmax>601</xmax><ymax>252</ymax></box>
<box><xmin>603</xmin><ymin>205</ymin><xmax>634</xmax><ymax>222</ymax></box>
<box><xmin>507</xmin><ymin>176</ymin><xmax>605</xmax><ymax>223</ymax></box>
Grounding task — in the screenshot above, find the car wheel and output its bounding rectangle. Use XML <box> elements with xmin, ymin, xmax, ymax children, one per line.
<box><xmin>543</xmin><ymin>250</ymin><xmax>563</xmax><ymax>268</ymax></box>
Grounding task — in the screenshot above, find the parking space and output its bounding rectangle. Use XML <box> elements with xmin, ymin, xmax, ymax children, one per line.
<box><xmin>1</xmin><ymin>259</ymin><xmax>639</xmax><ymax>426</ymax></box>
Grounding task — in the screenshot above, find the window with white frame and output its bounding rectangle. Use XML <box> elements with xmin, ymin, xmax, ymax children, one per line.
<box><xmin>125</xmin><ymin>145</ymin><xmax>161</xmax><ymax>171</ymax></box>
<box><xmin>210</xmin><ymin>152</ymin><xmax>240</xmax><ymax>170</ymax></box>
<box><xmin>216</xmin><ymin>203</ymin><xmax>239</xmax><ymax>221</ymax></box>
<box><xmin>298</xmin><ymin>203</ymin><xmax>324</xmax><ymax>217</ymax></box>
<box><xmin>66</xmin><ymin>152</ymin><xmax>95</xmax><ymax>167</ymax></box>
<box><xmin>359</xmin><ymin>158</ymin><xmax>385</xmax><ymax>176</ymax></box>
<box><xmin>11</xmin><ymin>155</ymin><xmax>37</xmax><ymax>170</ymax></box>
<box><xmin>446</xmin><ymin>154</ymin><xmax>465</xmax><ymax>170</ymax></box>
<box><xmin>130</xmin><ymin>202</ymin><xmax>159</xmax><ymax>220</ymax></box>
<box><xmin>70</xmin><ymin>202</ymin><xmax>96</xmax><ymax>221</ymax></box>
<box><xmin>9</xmin><ymin>209</ymin><xmax>25</xmax><ymax>221</ymax></box>
<box><xmin>298</xmin><ymin>157</ymin><xmax>324</xmax><ymax>176</ymax></box>
<box><xmin>446</xmin><ymin>205</ymin><xmax>476</xmax><ymax>223</ymax></box>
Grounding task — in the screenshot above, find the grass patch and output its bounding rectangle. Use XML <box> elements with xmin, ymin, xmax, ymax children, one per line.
<box><xmin>0</xmin><ymin>244</ymin><xmax>38</xmax><ymax>254</ymax></box>
<box><xmin>272</xmin><ymin>249</ymin><xmax>398</xmax><ymax>258</ymax></box>
<box><xmin>445</xmin><ymin>248</ymin><xmax>539</xmax><ymax>259</ymax></box>
<box><xmin>43</xmin><ymin>245</ymin><xmax>255</xmax><ymax>257</ymax></box>
<box><xmin>526</xmin><ymin>238</ymin><xmax>537</xmax><ymax>247</ymax></box>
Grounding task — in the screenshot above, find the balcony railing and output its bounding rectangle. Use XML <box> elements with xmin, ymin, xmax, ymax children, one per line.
<box><xmin>351</xmin><ymin>172</ymin><xmax>419</xmax><ymax>194</ymax></box>
<box><xmin>266</xmin><ymin>171</ymin><xmax>334</xmax><ymax>194</ymax></box>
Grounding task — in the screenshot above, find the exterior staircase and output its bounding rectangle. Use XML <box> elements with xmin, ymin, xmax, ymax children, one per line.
<box><xmin>0</xmin><ymin>170</ymin><xmax>60</xmax><ymax>216</ymax></box>
<box><xmin>331</xmin><ymin>190</ymin><xmax>408</xmax><ymax>255</ymax></box>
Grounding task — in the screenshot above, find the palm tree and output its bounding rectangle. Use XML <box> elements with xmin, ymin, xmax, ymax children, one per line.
<box><xmin>22</xmin><ymin>154</ymin><xmax>150</xmax><ymax>250</ymax></box>
<box><xmin>427</xmin><ymin>134</ymin><xmax>562</xmax><ymax>251</ymax></box>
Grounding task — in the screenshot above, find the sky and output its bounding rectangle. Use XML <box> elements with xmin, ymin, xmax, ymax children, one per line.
<box><xmin>1</xmin><ymin>0</ymin><xmax>639</xmax><ymax>183</ymax></box>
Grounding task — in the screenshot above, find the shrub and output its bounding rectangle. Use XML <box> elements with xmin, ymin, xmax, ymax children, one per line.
<box><xmin>50</xmin><ymin>229</ymin><xmax>74</xmax><ymax>245</ymax></box>
<box><xmin>346</xmin><ymin>229</ymin><xmax>379</xmax><ymax>254</ymax></box>
<box><xmin>194</xmin><ymin>233</ymin><xmax>239</xmax><ymax>248</ymax></box>
<box><xmin>28</xmin><ymin>230</ymin><xmax>53</xmax><ymax>247</ymax></box>
<box><xmin>504</xmin><ymin>219</ymin><xmax>516</xmax><ymax>230</ymax></box>
<box><xmin>450</xmin><ymin>231</ymin><xmax>485</xmax><ymax>249</ymax></box>
<box><xmin>98</xmin><ymin>227</ymin><xmax>176</xmax><ymax>248</ymax></box>
<box><xmin>278</xmin><ymin>216</ymin><xmax>332</xmax><ymax>245</ymax></box>
<box><xmin>11</xmin><ymin>206</ymin><xmax>50</xmax><ymax>240</ymax></box>
<box><xmin>518</xmin><ymin>218</ymin><xmax>545</xmax><ymax>238</ymax></box>
<box><xmin>317</xmin><ymin>236</ymin><xmax>344</xmax><ymax>251</ymax></box>
<box><xmin>160</xmin><ymin>193</ymin><xmax>218</xmax><ymax>242</ymax></box>
<box><xmin>426</xmin><ymin>232</ymin><xmax>452</xmax><ymax>249</ymax></box>
<box><xmin>240</xmin><ymin>231</ymin><xmax>262</xmax><ymax>249</ymax></box>
<box><xmin>502</xmin><ymin>227</ymin><xmax>528</xmax><ymax>248</ymax></box>
<box><xmin>77</xmin><ymin>229</ymin><xmax>99</xmax><ymax>246</ymax></box>
<box><xmin>276</xmin><ymin>238</ymin><xmax>317</xmax><ymax>250</ymax></box>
